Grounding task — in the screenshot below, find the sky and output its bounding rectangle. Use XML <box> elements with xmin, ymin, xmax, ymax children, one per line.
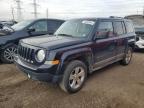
<box><xmin>0</xmin><ymin>0</ymin><xmax>144</xmax><ymax>21</ymax></box>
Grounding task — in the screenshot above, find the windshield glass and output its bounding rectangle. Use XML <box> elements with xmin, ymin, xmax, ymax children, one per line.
<box><xmin>55</xmin><ymin>19</ymin><xmax>96</xmax><ymax>38</ymax></box>
<box><xmin>12</xmin><ymin>20</ymin><xmax>34</xmax><ymax>31</ymax></box>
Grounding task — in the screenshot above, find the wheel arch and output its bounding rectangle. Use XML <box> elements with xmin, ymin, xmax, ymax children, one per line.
<box><xmin>58</xmin><ymin>48</ymin><xmax>93</xmax><ymax>75</ymax></box>
<box><xmin>1</xmin><ymin>43</ymin><xmax>17</xmax><ymax>50</ymax></box>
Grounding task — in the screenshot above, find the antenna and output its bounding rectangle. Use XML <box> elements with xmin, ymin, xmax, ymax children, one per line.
<box><xmin>143</xmin><ymin>6</ymin><xmax>144</xmax><ymax>16</ymax></box>
<box><xmin>14</xmin><ymin>0</ymin><xmax>22</xmax><ymax>21</ymax></box>
<box><xmin>11</xmin><ymin>6</ymin><xmax>15</xmax><ymax>21</ymax></box>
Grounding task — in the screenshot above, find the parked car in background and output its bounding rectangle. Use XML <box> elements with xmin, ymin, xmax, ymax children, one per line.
<box><xmin>1</xmin><ymin>20</ymin><xmax>17</xmax><ymax>26</ymax></box>
<box><xmin>15</xmin><ymin>17</ymin><xmax>135</xmax><ymax>93</ymax></box>
<box><xmin>135</xmin><ymin>26</ymin><xmax>144</xmax><ymax>49</ymax></box>
<box><xmin>0</xmin><ymin>22</ymin><xmax>4</xmax><ymax>29</ymax></box>
<box><xmin>0</xmin><ymin>18</ymin><xmax>64</xmax><ymax>63</ymax></box>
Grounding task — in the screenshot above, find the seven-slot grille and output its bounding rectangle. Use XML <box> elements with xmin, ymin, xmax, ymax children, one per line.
<box><xmin>18</xmin><ymin>44</ymin><xmax>35</xmax><ymax>63</ymax></box>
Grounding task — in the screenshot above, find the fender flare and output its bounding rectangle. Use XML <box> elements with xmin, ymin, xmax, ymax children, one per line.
<box><xmin>56</xmin><ymin>47</ymin><xmax>93</xmax><ymax>75</ymax></box>
<box><xmin>1</xmin><ymin>43</ymin><xmax>17</xmax><ymax>50</ymax></box>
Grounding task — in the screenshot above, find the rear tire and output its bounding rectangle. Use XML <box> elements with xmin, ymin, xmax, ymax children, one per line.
<box><xmin>0</xmin><ymin>44</ymin><xmax>17</xmax><ymax>64</ymax></box>
<box><xmin>59</xmin><ymin>60</ymin><xmax>87</xmax><ymax>93</ymax></box>
<box><xmin>120</xmin><ymin>47</ymin><xmax>133</xmax><ymax>65</ymax></box>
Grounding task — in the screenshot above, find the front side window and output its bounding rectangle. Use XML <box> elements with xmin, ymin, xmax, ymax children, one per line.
<box><xmin>55</xmin><ymin>19</ymin><xmax>95</xmax><ymax>38</ymax></box>
<box><xmin>114</xmin><ymin>21</ymin><xmax>124</xmax><ymax>35</ymax></box>
<box><xmin>96</xmin><ymin>21</ymin><xmax>113</xmax><ymax>39</ymax></box>
<box><xmin>29</xmin><ymin>20</ymin><xmax>47</xmax><ymax>32</ymax></box>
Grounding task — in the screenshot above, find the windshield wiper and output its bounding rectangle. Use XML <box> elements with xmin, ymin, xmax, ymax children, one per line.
<box><xmin>56</xmin><ymin>33</ymin><xmax>74</xmax><ymax>37</ymax></box>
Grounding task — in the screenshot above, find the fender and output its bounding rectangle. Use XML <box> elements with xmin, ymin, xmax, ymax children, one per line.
<box><xmin>56</xmin><ymin>47</ymin><xmax>94</xmax><ymax>75</ymax></box>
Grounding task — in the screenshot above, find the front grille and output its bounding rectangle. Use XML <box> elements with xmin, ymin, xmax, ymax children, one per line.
<box><xmin>18</xmin><ymin>44</ymin><xmax>35</xmax><ymax>63</ymax></box>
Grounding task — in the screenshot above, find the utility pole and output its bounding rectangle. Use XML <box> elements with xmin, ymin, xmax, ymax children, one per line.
<box><xmin>46</xmin><ymin>8</ymin><xmax>48</xmax><ymax>18</ymax></box>
<box><xmin>137</xmin><ymin>9</ymin><xmax>139</xmax><ymax>15</ymax></box>
<box><xmin>143</xmin><ymin>6</ymin><xmax>144</xmax><ymax>16</ymax></box>
<box><xmin>11</xmin><ymin>7</ymin><xmax>15</xmax><ymax>21</ymax></box>
<box><xmin>15</xmin><ymin>0</ymin><xmax>22</xmax><ymax>21</ymax></box>
<box><xmin>32</xmin><ymin>0</ymin><xmax>39</xmax><ymax>19</ymax></box>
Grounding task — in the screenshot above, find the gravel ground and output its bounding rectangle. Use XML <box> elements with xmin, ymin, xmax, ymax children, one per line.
<box><xmin>0</xmin><ymin>52</ymin><xmax>144</xmax><ymax>108</ymax></box>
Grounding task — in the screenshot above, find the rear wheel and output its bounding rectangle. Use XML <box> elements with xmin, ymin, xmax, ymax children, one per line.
<box><xmin>120</xmin><ymin>47</ymin><xmax>133</xmax><ymax>65</ymax></box>
<box><xmin>59</xmin><ymin>60</ymin><xmax>87</xmax><ymax>93</ymax></box>
<box><xmin>0</xmin><ymin>45</ymin><xmax>17</xmax><ymax>63</ymax></box>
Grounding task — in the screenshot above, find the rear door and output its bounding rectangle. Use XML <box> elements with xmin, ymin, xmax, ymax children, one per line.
<box><xmin>93</xmin><ymin>20</ymin><xmax>117</xmax><ymax>69</ymax></box>
<box><xmin>113</xmin><ymin>21</ymin><xmax>126</xmax><ymax>59</ymax></box>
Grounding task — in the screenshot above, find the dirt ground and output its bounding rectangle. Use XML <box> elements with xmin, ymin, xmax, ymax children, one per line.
<box><xmin>0</xmin><ymin>52</ymin><xmax>144</xmax><ymax>108</ymax></box>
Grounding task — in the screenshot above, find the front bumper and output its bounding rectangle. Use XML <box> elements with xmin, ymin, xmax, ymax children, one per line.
<box><xmin>15</xmin><ymin>56</ymin><xmax>63</xmax><ymax>83</ymax></box>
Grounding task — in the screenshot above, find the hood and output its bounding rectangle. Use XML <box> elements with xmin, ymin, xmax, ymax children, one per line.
<box><xmin>21</xmin><ymin>35</ymin><xmax>87</xmax><ymax>50</ymax></box>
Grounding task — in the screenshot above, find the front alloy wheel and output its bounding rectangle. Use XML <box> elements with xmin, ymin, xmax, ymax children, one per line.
<box><xmin>59</xmin><ymin>60</ymin><xmax>87</xmax><ymax>93</ymax></box>
<box><xmin>1</xmin><ymin>45</ymin><xmax>17</xmax><ymax>63</ymax></box>
<box><xmin>69</xmin><ymin>67</ymin><xmax>85</xmax><ymax>90</ymax></box>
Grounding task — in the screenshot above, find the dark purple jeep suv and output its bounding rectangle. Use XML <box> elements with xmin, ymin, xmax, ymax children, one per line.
<box><xmin>15</xmin><ymin>17</ymin><xmax>136</xmax><ymax>93</ymax></box>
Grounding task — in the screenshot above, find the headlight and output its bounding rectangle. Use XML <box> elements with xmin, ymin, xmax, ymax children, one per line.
<box><xmin>36</xmin><ymin>50</ymin><xmax>46</xmax><ymax>62</ymax></box>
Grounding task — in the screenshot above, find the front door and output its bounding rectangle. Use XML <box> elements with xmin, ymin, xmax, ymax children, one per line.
<box><xmin>93</xmin><ymin>20</ymin><xmax>117</xmax><ymax>69</ymax></box>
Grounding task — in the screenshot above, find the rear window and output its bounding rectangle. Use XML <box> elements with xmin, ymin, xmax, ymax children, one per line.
<box><xmin>47</xmin><ymin>20</ymin><xmax>64</xmax><ymax>31</ymax></box>
<box><xmin>125</xmin><ymin>21</ymin><xmax>134</xmax><ymax>33</ymax></box>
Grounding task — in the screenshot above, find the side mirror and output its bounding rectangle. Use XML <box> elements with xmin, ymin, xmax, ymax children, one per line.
<box><xmin>27</xmin><ymin>28</ymin><xmax>35</xmax><ymax>33</ymax></box>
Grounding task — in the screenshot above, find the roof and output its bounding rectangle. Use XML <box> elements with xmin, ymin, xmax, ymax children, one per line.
<box><xmin>36</xmin><ymin>18</ymin><xmax>65</xmax><ymax>21</ymax></box>
<box><xmin>70</xmin><ymin>17</ymin><xmax>130</xmax><ymax>21</ymax></box>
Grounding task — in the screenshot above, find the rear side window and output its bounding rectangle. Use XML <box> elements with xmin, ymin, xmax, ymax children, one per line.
<box><xmin>47</xmin><ymin>20</ymin><xmax>63</xmax><ymax>32</ymax></box>
<box><xmin>113</xmin><ymin>21</ymin><xmax>124</xmax><ymax>35</ymax></box>
<box><xmin>125</xmin><ymin>21</ymin><xmax>134</xmax><ymax>33</ymax></box>
<box><xmin>96</xmin><ymin>21</ymin><xmax>113</xmax><ymax>39</ymax></box>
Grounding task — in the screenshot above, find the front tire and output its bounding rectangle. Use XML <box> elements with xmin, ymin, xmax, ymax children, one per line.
<box><xmin>59</xmin><ymin>60</ymin><xmax>87</xmax><ymax>93</ymax></box>
<box><xmin>0</xmin><ymin>44</ymin><xmax>17</xmax><ymax>64</ymax></box>
<box><xmin>120</xmin><ymin>47</ymin><xmax>133</xmax><ymax>65</ymax></box>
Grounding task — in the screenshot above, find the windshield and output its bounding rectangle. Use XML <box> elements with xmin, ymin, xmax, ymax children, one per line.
<box><xmin>11</xmin><ymin>20</ymin><xmax>34</xmax><ymax>31</ymax></box>
<box><xmin>55</xmin><ymin>19</ymin><xmax>96</xmax><ymax>38</ymax></box>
